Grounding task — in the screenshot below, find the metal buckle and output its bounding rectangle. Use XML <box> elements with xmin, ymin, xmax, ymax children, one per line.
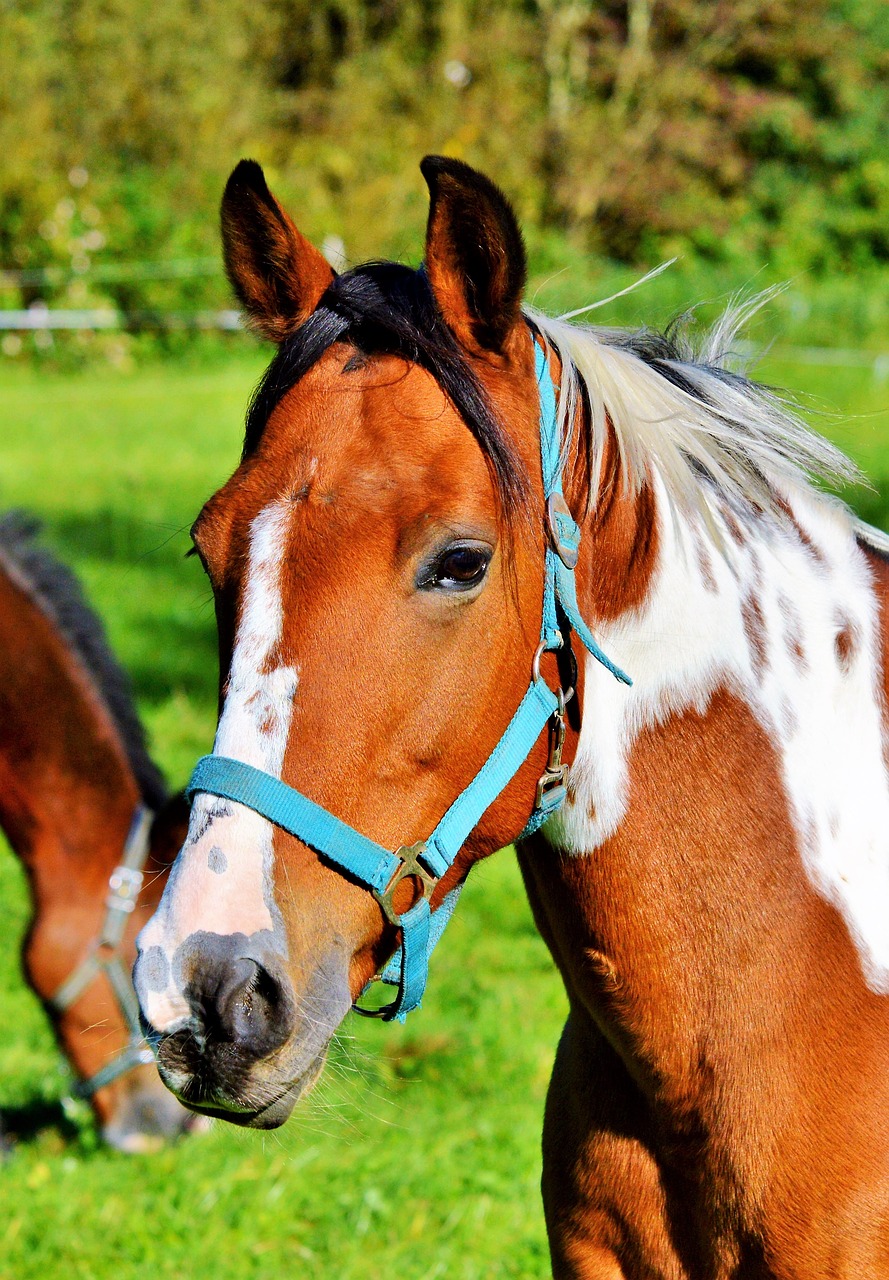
<box><xmin>536</xmin><ymin>766</ymin><xmax>568</xmax><ymax>810</ymax></box>
<box><xmin>535</xmin><ymin>688</ymin><xmax>570</xmax><ymax>810</ymax></box>
<box><xmin>106</xmin><ymin>865</ymin><xmax>144</xmax><ymax>914</ymax></box>
<box><xmin>355</xmin><ymin>843</ymin><xmax>439</xmax><ymax>1020</ymax></box>
<box><xmin>373</xmin><ymin>841</ymin><xmax>438</xmax><ymax>926</ymax></box>
<box><xmin>546</xmin><ymin>493</ymin><xmax>580</xmax><ymax>569</ymax></box>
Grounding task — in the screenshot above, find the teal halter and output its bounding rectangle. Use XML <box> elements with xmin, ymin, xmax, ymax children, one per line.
<box><xmin>185</xmin><ymin>340</ymin><xmax>630</xmax><ymax>1021</ymax></box>
<box><xmin>49</xmin><ymin>805</ymin><xmax>157</xmax><ymax>1094</ymax></box>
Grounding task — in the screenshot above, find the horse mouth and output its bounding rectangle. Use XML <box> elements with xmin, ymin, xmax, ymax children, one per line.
<box><xmin>159</xmin><ymin>1047</ymin><xmax>327</xmax><ymax>1129</ymax></box>
<box><xmin>180</xmin><ymin>1089</ymin><xmax>298</xmax><ymax>1129</ymax></box>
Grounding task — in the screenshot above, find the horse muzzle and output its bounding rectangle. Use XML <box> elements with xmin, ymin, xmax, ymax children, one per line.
<box><xmin>134</xmin><ymin>929</ymin><xmax>350</xmax><ymax>1126</ymax></box>
<box><xmin>153</xmin><ymin>1038</ymin><xmax>325</xmax><ymax>1129</ymax></box>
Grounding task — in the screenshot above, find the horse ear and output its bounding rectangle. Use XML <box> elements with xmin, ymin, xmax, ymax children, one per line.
<box><xmin>420</xmin><ymin>155</ymin><xmax>527</xmax><ymax>356</ymax></box>
<box><xmin>220</xmin><ymin>160</ymin><xmax>334</xmax><ymax>343</ymax></box>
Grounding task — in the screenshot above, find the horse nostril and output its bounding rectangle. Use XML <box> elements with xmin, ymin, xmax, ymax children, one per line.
<box><xmin>197</xmin><ymin>956</ymin><xmax>296</xmax><ymax>1060</ymax></box>
<box><xmin>225</xmin><ymin>961</ymin><xmax>284</xmax><ymax>1043</ymax></box>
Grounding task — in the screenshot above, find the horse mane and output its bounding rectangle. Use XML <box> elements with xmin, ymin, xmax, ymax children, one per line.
<box><xmin>0</xmin><ymin>511</ymin><xmax>167</xmax><ymax>811</ymax></box>
<box><xmin>246</xmin><ymin>262</ymin><xmax>862</xmax><ymax>541</ymax></box>
<box><xmin>528</xmin><ymin>295</ymin><xmax>860</xmax><ymax>526</ymax></box>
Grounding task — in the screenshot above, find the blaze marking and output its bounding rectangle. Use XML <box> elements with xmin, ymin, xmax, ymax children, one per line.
<box><xmin>137</xmin><ymin>501</ymin><xmax>298</xmax><ymax>1029</ymax></box>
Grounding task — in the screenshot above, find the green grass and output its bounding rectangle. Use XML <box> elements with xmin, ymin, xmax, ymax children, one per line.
<box><xmin>0</xmin><ymin>344</ymin><xmax>887</xmax><ymax>1279</ymax></box>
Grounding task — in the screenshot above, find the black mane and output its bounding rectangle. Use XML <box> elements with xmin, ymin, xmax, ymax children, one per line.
<box><xmin>605</xmin><ymin>321</ymin><xmax>754</xmax><ymax>402</ymax></box>
<box><xmin>0</xmin><ymin>512</ymin><xmax>167</xmax><ymax>810</ymax></box>
<box><xmin>244</xmin><ymin>262</ymin><xmax>531</xmax><ymax>517</ymax></box>
<box><xmin>242</xmin><ymin>262</ymin><xmax>757</xmax><ymax>521</ymax></box>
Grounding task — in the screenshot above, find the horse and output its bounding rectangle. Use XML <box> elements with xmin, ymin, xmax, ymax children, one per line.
<box><xmin>0</xmin><ymin>512</ymin><xmax>199</xmax><ymax>1152</ymax></box>
<box><xmin>135</xmin><ymin>156</ymin><xmax>889</xmax><ymax>1276</ymax></box>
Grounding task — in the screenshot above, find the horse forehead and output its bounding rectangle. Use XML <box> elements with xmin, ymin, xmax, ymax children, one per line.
<box><xmin>231</xmin><ymin>360</ymin><xmax>494</xmax><ymax>530</ymax></box>
<box><xmin>264</xmin><ymin>353</ymin><xmax>481</xmax><ymax>472</ymax></box>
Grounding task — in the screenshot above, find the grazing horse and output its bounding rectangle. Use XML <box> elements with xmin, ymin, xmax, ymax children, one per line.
<box><xmin>0</xmin><ymin>513</ymin><xmax>197</xmax><ymax>1151</ymax></box>
<box><xmin>136</xmin><ymin>157</ymin><xmax>889</xmax><ymax>1276</ymax></box>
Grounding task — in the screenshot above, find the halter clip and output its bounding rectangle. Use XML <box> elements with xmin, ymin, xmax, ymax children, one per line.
<box><xmin>535</xmin><ymin>688</ymin><xmax>570</xmax><ymax>811</ymax></box>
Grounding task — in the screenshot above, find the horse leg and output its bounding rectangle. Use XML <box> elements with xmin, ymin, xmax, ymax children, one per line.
<box><xmin>542</xmin><ymin>1011</ymin><xmax>687</xmax><ymax>1280</ymax></box>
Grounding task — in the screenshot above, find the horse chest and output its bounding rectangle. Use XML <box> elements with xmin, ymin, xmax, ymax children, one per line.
<box><xmin>523</xmin><ymin>672</ymin><xmax>889</xmax><ymax>1278</ymax></box>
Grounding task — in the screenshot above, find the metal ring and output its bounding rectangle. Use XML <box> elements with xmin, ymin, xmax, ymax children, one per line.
<box><xmin>352</xmin><ymin>977</ymin><xmax>399</xmax><ymax>1020</ymax></box>
<box><xmin>532</xmin><ymin>634</ymin><xmax>562</xmax><ymax>684</ymax></box>
<box><xmin>373</xmin><ymin>841</ymin><xmax>437</xmax><ymax>927</ymax></box>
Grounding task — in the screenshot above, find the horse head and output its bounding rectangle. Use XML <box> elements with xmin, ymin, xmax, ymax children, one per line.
<box><xmin>135</xmin><ymin>158</ymin><xmax>576</xmax><ymax>1126</ymax></box>
<box><xmin>23</xmin><ymin>790</ymin><xmax>200</xmax><ymax>1152</ymax></box>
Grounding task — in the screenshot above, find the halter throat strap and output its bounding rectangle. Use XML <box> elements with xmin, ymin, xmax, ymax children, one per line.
<box><xmin>186</xmin><ymin>337</ymin><xmax>630</xmax><ymax>1021</ymax></box>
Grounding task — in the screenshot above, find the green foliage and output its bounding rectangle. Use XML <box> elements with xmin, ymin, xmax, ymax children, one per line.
<box><xmin>1</xmin><ymin>0</ymin><xmax>888</xmax><ymax>344</ymax></box>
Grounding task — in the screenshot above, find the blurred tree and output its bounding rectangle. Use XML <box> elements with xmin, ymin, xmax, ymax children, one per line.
<box><xmin>539</xmin><ymin>0</ymin><xmax>889</xmax><ymax>266</ymax></box>
<box><xmin>0</xmin><ymin>0</ymin><xmax>277</xmax><ymax>304</ymax></box>
<box><xmin>0</xmin><ymin>0</ymin><xmax>886</xmax><ymax>321</ymax></box>
<box><xmin>265</xmin><ymin>0</ymin><xmax>888</xmax><ymax>270</ymax></box>
<box><xmin>0</xmin><ymin>3</ymin><xmax>64</xmax><ymax>270</ymax></box>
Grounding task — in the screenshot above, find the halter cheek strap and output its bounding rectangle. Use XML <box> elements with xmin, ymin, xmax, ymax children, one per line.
<box><xmin>185</xmin><ymin>340</ymin><xmax>631</xmax><ymax>1022</ymax></box>
<box><xmin>48</xmin><ymin>805</ymin><xmax>157</xmax><ymax>1096</ymax></box>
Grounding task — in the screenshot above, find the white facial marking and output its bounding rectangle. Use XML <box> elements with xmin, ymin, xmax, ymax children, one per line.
<box><xmin>554</xmin><ymin>476</ymin><xmax>889</xmax><ymax>993</ymax></box>
<box><xmin>138</xmin><ymin>502</ymin><xmax>297</xmax><ymax>1028</ymax></box>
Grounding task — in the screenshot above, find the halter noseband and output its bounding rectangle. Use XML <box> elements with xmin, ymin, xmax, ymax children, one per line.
<box><xmin>185</xmin><ymin>340</ymin><xmax>631</xmax><ymax>1021</ymax></box>
<box><xmin>48</xmin><ymin>805</ymin><xmax>156</xmax><ymax>1095</ymax></box>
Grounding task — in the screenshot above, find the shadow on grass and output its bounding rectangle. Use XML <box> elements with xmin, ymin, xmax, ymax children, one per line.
<box><xmin>41</xmin><ymin>508</ymin><xmax>194</xmax><ymax>573</ymax></box>
<box><xmin>30</xmin><ymin>507</ymin><xmax>220</xmax><ymax>708</ymax></box>
<box><xmin>1</xmin><ymin>1097</ymin><xmax>83</xmax><ymax>1153</ymax></box>
<box><xmin>125</xmin><ymin>614</ymin><xmax>219</xmax><ymax>708</ymax></box>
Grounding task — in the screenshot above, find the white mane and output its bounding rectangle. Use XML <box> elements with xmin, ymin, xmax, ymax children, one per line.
<box><xmin>526</xmin><ymin>295</ymin><xmax>860</xmax><ymax>527</ymax></box>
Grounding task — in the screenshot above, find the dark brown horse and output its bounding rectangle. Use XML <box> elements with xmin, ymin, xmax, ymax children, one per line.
<box><xmin>137</xmin><ymin>159</ymin><xmax>889</xmax><ymax>1275</ymax></box>
<box><xmin>0</xmin><ymin>512</ymin><xmax>197</xmax><ymax>1151</ymax></box>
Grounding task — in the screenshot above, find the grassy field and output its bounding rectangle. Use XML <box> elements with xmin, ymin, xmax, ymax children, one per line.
<box><xmin>0</xmin><ymin>334</ymin><xmax>887</xmax><ymax>1280</ymax></box>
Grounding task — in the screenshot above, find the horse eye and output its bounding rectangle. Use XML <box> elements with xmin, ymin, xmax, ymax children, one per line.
<box><xmin>429</xmin><ymin>545</ymin><xmax>491</xmax><ymax>592</ymax></box>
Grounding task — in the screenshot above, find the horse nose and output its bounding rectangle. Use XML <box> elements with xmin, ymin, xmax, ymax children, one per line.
<box><xmin>136</xmin><ymin>934</ymin><xmax>297</xmax><ymax>1066</ymax></box>
<box><xmin>189</xmin><ymin>951</ymin><xmax>296</xmax><ymax>1059</ymax></box>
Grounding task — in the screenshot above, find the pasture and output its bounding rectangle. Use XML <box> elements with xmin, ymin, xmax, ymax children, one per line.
<box><xmin>0</xmin><ymin>331</ymin><xmax>887</xmax><ymax>1280</ymax></box>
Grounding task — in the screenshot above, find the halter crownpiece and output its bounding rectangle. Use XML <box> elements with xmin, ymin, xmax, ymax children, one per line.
<box><xmin>186</xmin><ymin>335</ymin><xmax>631</xmax><ymax>1021</ymax></box>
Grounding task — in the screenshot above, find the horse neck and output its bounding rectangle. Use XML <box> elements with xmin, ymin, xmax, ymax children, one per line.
<box><xmin>0</xmin><ymin>563</ymin><xmax>139</xmax><ymax>899</ymax></box>
<box><xmin>538</xmin><ymin>427</ymin><xmax>888</xmax><ymax>1085</ymax></box>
